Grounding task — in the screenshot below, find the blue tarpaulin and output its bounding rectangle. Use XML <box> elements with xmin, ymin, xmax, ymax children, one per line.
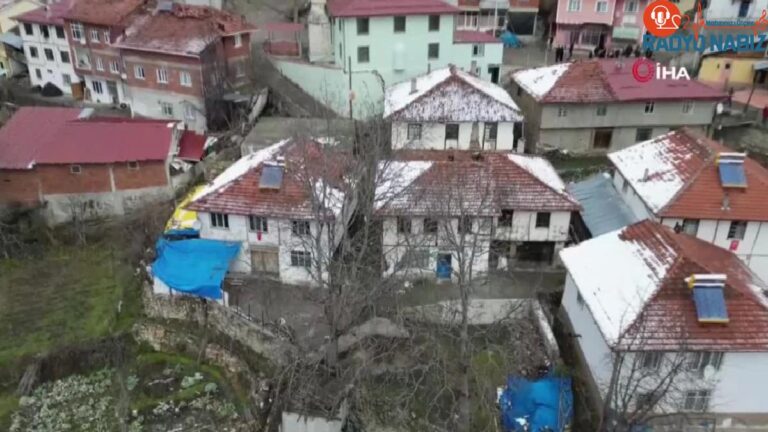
<box><xmin>152</xmin><ymin>238</ymin><xmax>240</xmax><ymax>300</ymax></box>
<box><xmin>499</xmin><ymin>372</ymin><xmax>573</xmax><ymax>432</ymax></box>
<box><xmin>501</xmin><ymin>31</ymin><xmax>522</xmax><ymax>48</ymax></box>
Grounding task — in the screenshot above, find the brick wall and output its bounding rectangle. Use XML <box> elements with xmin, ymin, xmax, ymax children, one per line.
<box><xmin>37</xmin><ymin>164</ymin><xmax>112</xmax><ymax>194</ymax></box>
<box><xmin>112</xmin><ymin>160</ymin><xmax>168</xmax><ymax>190</ymax></box>
<box><xmin>122</xmin><ymin>50</ymin><xmax>205</xmax><ymax>98</ymax></box>
<box><xmin>0</xmin><ymin>170</ymin><xmax>40</xmax><ymax>205</ymax></box>
<box><xmin>66</xmin><ymin>22</ymin><xmax>122</xmax><ymax>76</ymax></box>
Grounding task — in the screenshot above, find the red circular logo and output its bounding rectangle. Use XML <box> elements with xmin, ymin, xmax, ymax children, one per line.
<box><xmin>632</xmin><ymin>59</ymin><xmax>655</xmax><ymax>83</ymax></box>
<box><xmin>644</xmin><ymin>0</ymin><xmax>682</xmax><ymax>38</ymax></box>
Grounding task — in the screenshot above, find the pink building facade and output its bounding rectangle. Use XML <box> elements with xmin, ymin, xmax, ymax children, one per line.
<box><xmin>554</xmin><ymin>0</ymin><xmax>647</xmax><ymax>51</ymax></box>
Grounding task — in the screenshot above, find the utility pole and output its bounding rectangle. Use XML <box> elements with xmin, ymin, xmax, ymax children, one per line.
<box><xmin>348</xmin><ymin>56</ymin><xmax>353</xmax><ymax>120</ymax></box>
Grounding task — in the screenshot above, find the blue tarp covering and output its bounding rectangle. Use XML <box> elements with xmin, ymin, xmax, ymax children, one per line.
<box><xmin>152</xmin><ymin>238</ymin><xmax>240</xmax><ymax>300</ymax></box>
<box><xmin>501</xmin><ymin>31</ymin><xmax>522</xmax><ymax>48</ymax></box>
<box><xmin>499</xmin><ymin>372</ymin><xmax>573</xmax><ymax>432</ymax></box>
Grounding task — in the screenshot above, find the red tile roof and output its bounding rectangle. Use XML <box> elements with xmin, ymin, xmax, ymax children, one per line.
<box><xmin>620</xmin><ymin>221</ymin><xmax>768</xmax><ymax>351</ymax></box>
<box><xmin>15</xmin><ymin>0</ymin><xmax>73</xmax><ymax>26</ymax></box>
<box><xmin>514</xmin><ymin>60</ymin><xmax>727</xmax><ymax>103</ymax></box>
<box><xmin>376</xmin><ymin>150</ymin><xmax>580</xmax><ymax>217</ymax></box>
<box><xmin>187</xmin><ymin>140</ymin><xmax>349</xmax><ymax>219</ymax></box>
<box><xmin>327</xmin><ymin>0</ymin><xmax>461</xmax><ymax>17</ymax></box>
<box><xmin>453</xmin><ymin>30</ymin><xmax>500</xmax><ymax>44</ymax></box>
<box><xmin>63</xmin><ymin>0</ymin><xmax>145</xmax><ymax>25</ymax></box>
<box><xmin>610</xmin><ymin>128</ymin><xmax>768</xmax><ymax>221</ymax></box>
<box><xmin>0</xmin><ymin>107</ymin><xmax>177</xmax><ymax>169</ymax></box>
<box><xmin>177</xmin><ymin>131</ymin><xmax>206</xmax><ymax>161</ymax></box>
<box><xmin>116</xmin><ymin>4</ymin><xmax>256</xmax><ymax>56</ymax></box>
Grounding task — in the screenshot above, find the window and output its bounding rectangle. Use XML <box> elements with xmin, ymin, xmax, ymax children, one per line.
<box><xmin>69</xmin><ymin>164</ymin><xmax>82</xmax><ymax>174</ymax></box>
<box><xmin>458</xmin><ymin>216</ymin><xmax>472</xmax><ymax>234</ymax></box>
<box><xmin>127</xmin><ymin>161</ymin><xmax>139</xmax><ymax>170</ymax></box>
<box><xmin>682</xmin><ymin>101</ymin><xmax>694</xmax><ymax>113</ymax></box>
<box><xmin>156</xmin><ymin>68</ymin><xmax>168</xmax><ymax>84</ymax></box>
<box><xmin>234</xmin><ymin>34</ymin><xmax>242</xmax><ymax>47</ymax></box>
<box><xmin>445</xmin><ymin>123</ymin><xmax>459</xmax><ymax>140</ymax></box>
<box><xmin>472</xmin><ymin>44</ymin><xmax>484</xmax><ymax>57</ymax></box>
<box><xmin>484</xmin><ymin>122</ymin><xmax>498</xmax><ymax>142</ymax></box>
<box><xmin>398</xmin><ymin>249</ymin><xmax>429</xmax><ymax>269</ymax></box>
<box><xmin>249</xmin><ymin>215</ymin><xmax>268</xmax><ymax>232</ymax></box>
<box><xmin>28</xmin><ymin>46</ymin><xmax>38</xmax><ymax>58</ymax></box>
<box><xmin>635</xmin><ymin>128</ymin><xmax>652</xmax><ymax>142</ymax></box>
<box><xmin>234</xmin><ymin>60</ymin><xmax>246</xmax><ymax>77</ymax></box>
<box><xmin>596</xmin><ymin>105</ymin><xmax>607</xmax><ymax>116</ymax></box>
<box><xmin>683</xmin><ymin>390</ymin><xmax>711</xmax><ymax>412</ymax></box>
<box><xmin>290</xmin><ymin>250</ymin><xmax>312</xmax><ymax>268</ymax></box>
<box><xmin>568</xmin><ymin>0</ymin><xmax>581</xmax><ymax>11</ymax></box>
<box><xmin>498</xmin><ymin>209</ymin><xmax>514</xmax><ymax>227</ymax></box>
<box><xmin>356</xmin><ymin>18</ymin><xmax>369</xmax><ymax>35</ymax></box>
<box><xmin>91</xmin><ymin>80</ymin><xmax>103</xmax><ymax>94</ymax></box>
<box><xmin>428</xmin><ymin>43</ymin><xmax>439</xmax><ymax>59</ymax></box>
<box><xmin>62</xmin><ymin>73</ymin><xmax>71</xmax><ymax>85</ymax></box>
<box><xmin>407</xmin><ymin>123</ymin><xmax>422</xmax><ymax>140</ymax></box>
<box><xmin>688</xmin><ymin>352</ymin><xmax>724</xmax><ymax>373</ymax></box>
<box><xmin>44</xmin><ymin>48</ymin><xmax>54</xmax><ymax>61</ymax></box>
<box><xmin>557</xmin><ymin>106</ymin><xmax>567</xmax><ymax>117</ymax></box>
<box><xmin>357</xmin><ymin>46</ymin><xmax>369</xmax><ymax>63</ymax></box>
<box><xmin>60</xmin><ymin>50</ymin><xmax>70</xmax><ymax>63</ymax></box>
<box><xmin>682</xmin><ymin>219</ymin><xmax>699</xmax><ymax>236</ymax></box>
<box><xmin>641</xmin><ymin>351</ymin><xmax>663</xmax><ymax>370</ymax></box>
<box><xmin>292</xmin><ymin>220</ymin><xmax>311</xmax><ymax>236</ymax></box>
<box><xmin>134</xmin><ymin>65</ymin><xmax>145</xmax><ymax>79</ymax></box>
<box><xmin>90</xmin><ymin>29</ymin><xmax>99</xmax><ymax>42</ymax></box>
<box><xmin>596</xmin><ymin>0</ymin><xmax>608</xmax><ymax>12</ymax></box>
<box><xmin>535</xmin><ymin>212</ymin><xmax>550</xmax><ymax>228</ymax></box>
<box><xmin>109</xmin><ymin>60</ymin><xmax>119</xmax><ymax>74</ymax></box>
<box><xmin>34</xmin><ymin>68</ymin><xmax>41</xmax><ymax>79</ymax></box>
<box><xmin>644</xmin><ymin>101</ymin><xmax>655</xmax><ymax>113</ymax></box>
<box><xmin>397</xmin><ymin>217</ymin><xmax>412</xmax><ymax>234</ymax></box>
<box><xmin>428</xmin><ymin>15</ymin><xmax>440</xmax><ymax>31</ymax></box>
<box><xmin>423</xmin><ymin>218</ymin><xmax>438</xmax><ymax>234</ymax></box>
<box><xmin>625</xmin><ymin>0</ymin><xmax>638</xmax><ymax>12</ymax></box>
<box><xmin>394</xmin><ymin>16</ymin><xmax>406</xmax><ymax>33</ymax></box>
<box><xmin>23</xmin><ymin>23</ymin><xmax>33</xmax><ymax>36</ymax></box>
<box><xmin>635</xmin><ymin>392</ymin><xmax>655</xmax><ymax>410</ymax></box>
<box><xmin>41</xmin><ymin>26</ymin><xmax>49</xmax><ymax>39</ymax></box>
<box><xmin>728</xmin><ymin>220</ymin><xmax>747</xmax><ymax>240</ymax></box>
<box><xmin>210</xmin><ymin>213</ymin><xmax>229</xmax><ymax>228</ymax></box>
<box><xmin>160</xmin><ymin>102</ymin><xmax>173</xmax><ymax>116</ymax></box>
<box><xmin>71</xmin><ymin>22</ymin><xmax>84</xmax><ymax>41</ymax></box>
<box><xmin>103</xmin><ymin>31</ymin><xmax>110</xmax><ymax>44</ymax></box>
<box><xmin>78</xmin><ymin>53</ymin><xmax>90</xmax><ymax>69</ymax></box>
<box><xmin>180</xmin><ymin>71</ymin><xmax>192</xmax><ymax>87</ymax></box>
<box><xmin>185</xmin><ymin>104</ymin><xmax>196</xmax><ymax>121</ymax></box>
<box><xmin>95</xmin><ymin>57</ymin><xmax>103</xmax><ymax>71</ymax></box>
<box><xmin>55</xmin><ymin>26</ymin><xmax>65</xmax><ymax>39</ymax></box>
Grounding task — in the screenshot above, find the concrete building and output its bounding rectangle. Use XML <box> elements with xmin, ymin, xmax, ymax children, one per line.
<box><xmin>698</xmin><ymin>51</ymin><xmax>768</xmax><ymax>91</ymax></box>
<box><xmin>0</xmin><ymin>107</ymin><xmax>205</xmax><ymax>223</ymax></box>
<box><xmin>510</xmin><ymin>60</ymin><xmax>726</xmax><ymax>154</ymax></box>
<box><xmin>274</xmin><ymin>0</ymin><xmax>505</xmax><ymax>119</ymax></box>
<box><xmin>449</xmin><ymin>0</ymin><xmax>509</xmax><ymax>33</ymax></box>
<box><xmin>376</xmin><ymin>150</ymin><xmax>579</xmax><ymax>280</ymax></box>
<box><xmin>15</xmin><ymin>0</ymin><xmax>81</xmax><ymax>94</ymax></box>
<box><xmin>704</xmin><ymin>0</ymin><xmax>768</xmax><ymax>22</ymax></box>
<box><xmin>0</xmin><ymin>0</ymin><xmax>41</xmax><ymax>77</ymax></box>
<box><xmin>607</xmin><ymin>128</ymin><xmax>768</xmax><ymax>283</ymax></box>
<box><xmin>553</xmin><ymin>0</ymin><xmax>650</xmax><ymax>51</ymax></box>
<box><xmin>384</xmin><ymin>66</ymin><xmax>524</xmax><ymax>151</ymax></box>
<box><xmin>560</xmin><ymin>219</ymin><xmax>768</xmax><ymax>431</ymax></box>
<box><xmin>187</xmin><ymin>139</ymin><xmax>353</xmax><ymax>287</ymax></box>
<box><xmin>507</xmin><ymin>0</ymin><xmax>540</xmax><ymax>41</ymax></box>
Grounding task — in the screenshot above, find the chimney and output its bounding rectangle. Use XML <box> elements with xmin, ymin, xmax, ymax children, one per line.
<box><xmin>409</xmin><ymin>77</ymin><xmax>417</xmax><ymax>94</ymax></box>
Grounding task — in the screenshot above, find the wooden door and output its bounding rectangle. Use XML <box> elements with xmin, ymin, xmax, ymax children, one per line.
<box><xmin>251</xmin><ymin>248</ymin><xmax>279</xmax><ymax>274</ymax></box>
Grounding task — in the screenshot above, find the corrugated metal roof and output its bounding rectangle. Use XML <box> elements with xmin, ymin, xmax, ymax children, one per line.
<box><xmin>567</xmin><ymin>173</ymin><xmax>639</xmax><ymax>237</ymax></box>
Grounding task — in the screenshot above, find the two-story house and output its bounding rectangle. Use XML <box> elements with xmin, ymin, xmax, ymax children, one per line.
<box><xmin>553</xmin><ymin>0</ymin><xmax>615</xmax><ymax>50</ymax></box>
<box><xmin>607</xmin><ymin>127</ymin><xmax>768</xmax><ymax>283</ymax></box>
<box><xmin>376</xmin><ymin>150</ymin><xmax>580</xmax><ymax>279</ymax></box>
<box><xmin>186</xmin><ymin>138</ymin><xmax>352</xmax><ymax>287</ymax></box>
<box><xmin>560</xmin><ymin>219</ymin><xmax>768</xmax><ymax>430</ymax></box>
<box><xmin>384</xmin><ymin>65</ymin><xmax>524</xmax><ymax>151</ymax></box>
<box><xmin>0</xmin><ymin>106</ymin><xmax>204</xmax><ymax>224</ymax></box>
<box><xmin>15</xmin><ymin>0</ymin><xmax>81</xmax><ymax>94</ymax></box>
<box><xmin>510</xmin><ymin>59</ymin><xmax>726</xmax><ymax>153</ymax></box>
<box><xmin>450</xmin><ymin>0</ymin><xmax>508</xmax><ymax>33</ymax></box>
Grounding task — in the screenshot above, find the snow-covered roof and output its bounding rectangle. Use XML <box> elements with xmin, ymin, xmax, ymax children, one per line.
<box><xmin>512</xmin><ymin>63</ymin><xmax>569</xmax><ymax>101</ymax></box>
<box><xmin>560</xmin><ymin>220</ymin><xmax>768</xmax><ymax>351</ymax></box>
<box><xmin>384</xmin><ymin>66</ymin><xmax>522</xmax><ymax>122</ymax></box>
<box><xmin>508</xmin><ymin>154</ymin><xmax>567</xmax><ymax>195</ymax></box>
<box><xmin>374</xmin><ymin>160</ymin><xmax>433</xmax><ymax>210</ymax></box>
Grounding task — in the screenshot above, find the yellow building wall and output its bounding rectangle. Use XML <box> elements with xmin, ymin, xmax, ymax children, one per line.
<box><xmin>0</xmin><ymin>0</ymin><xmax>41</xmax><ymax>33</ymax></box>
<box><xmin>699</xmin><ymin>56</ymin><xmax>758</xmax><ymax>89</ymax></box>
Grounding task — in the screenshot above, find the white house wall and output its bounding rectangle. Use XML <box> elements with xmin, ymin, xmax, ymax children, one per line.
<box><xmin>391</xmin><ymin>121</ymin><xmax>518</xmax><ymax>151</ymax></box>
<box><xmin>713</xmin><ymin>352</ymin><xmax>768</xmax><ymax>415</ymax></box>
<box><xmin>20</xmin><ymin>21</ymin><xmax>80</xmax><ymax>94</ymax></box>
<box><xmin>127</xmin><ymin>86</ymin><xmax>207</xmax><ymax>133</ymax></box>
<box><xmin>612</xmin><ymin>170</ymin><xmax>655</xmax><ymax>221</ymax></box>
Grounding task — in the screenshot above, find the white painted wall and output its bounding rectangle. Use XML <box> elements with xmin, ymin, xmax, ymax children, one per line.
<box><xmin>612</xmin><ymin>170</ymin><xmax>655</xmax><ymax>221</ymax></box>
<box><xmin>83</xmin><ymin>75</ymin><xmax>126</xmax><ymax>105</ymax></box>
<box><xmin>19</xmin><ymin>21</ymin><xmax>80</xmax><ymax>94</ymax></box>
<box><xmin>127</xmin><ymin>86</ymin><xmax>207</xmax><ymax>133</ymax></box>
<box><xmin>391</xmin><ymin>121</ymin><xmax>520</xmax><ymax>151</ymax></box>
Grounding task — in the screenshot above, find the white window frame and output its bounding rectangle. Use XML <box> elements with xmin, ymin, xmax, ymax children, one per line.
<box><xmin>249</xmin><ymin>215</ymin><xmax>268</xmax><ymax>232</ymax></box>
<box><xmin>71</xmin><ymin>22</ymin><xmax>84</xmax><ymax>41</ymax></box>
<box><xmin>90</xmin><ymin>29</ymin><xmax>99</xmax><ymax>43</ymax></box>
<box><xmin>103</xmin><ymin>30</ymin><xmax>110</xmax><ymax>44</ymax></box>
<box><xmin>60</xmin><ymin>50</ymin><xmax>70</xmax><ymax>64</ymax></box>
<box><xmin>91</xmin><ymin>80</ymin><xmax>104</xmax><ymax>95</ymax></box>
<box><xmin>109</xmin><ymin>60</ymin><xmax>119</xmax><ymax>74</ymax></box>
<box><xmin>127</xmin><ymin>161</ymin><xmax>140</xmax><ymax>170</ymax></box>
<box><xmin>727</xmin><ymin>220</ymin><xmax>747</xmax><ymax>240</ymax></box>
<box><xmin>292</xmin><ymin>220</ymin><xmax>311</xmax><ymax>236</ymax></box>
<box><xmin>640</xmin><ymin>351</ymin><xmax>663</xmax><ymax>370</ymax></box>
<box><xmin>160</xmin><ymin>102</ymin><xmax>173</xmax><ymax>117</ymax></box>
<box><xmin>180</xmin><ymin>71</ymin><xmax>192</xmax><ymax>87</ymax></box>
<box><xmin>568</xmin><ymin>0</ymin><xmax>581</xmax><ymax>11</ymax></box>
<box><xmin>683</xmin><ymin>390</ymin><xmax>711</xmax><ymax>412</ymax></box>
<box><xmin>234</xmin><ymin>33</ymin><xmax>242</xmax><ymax>47</ymax></box>
<box><xmin>134</xmin><ymin>65</ymin><xmax>145</xmax><ymax>79</ymax></box>
<box><xmin>625</xmin><ymin>0</ymin><xmax>638</xmax><ymax>12</ymax></box>
<box><xmin>70</xmin><ymin>164</ymin><xmax>82</xmax><ymax>174</ymax></box>
<box><xmin>595</xmin><ymin>0</ymin><xmax>609</xmax><ymax>13</ymax></box>
<box><xmin>156</xmin><ymin>67</ymin><xmax>168</xmax><ymax>84</ymax></box>
<box><xmin>407</xmin><ymin>123</ymin><xmax>422</xmax><ymax>140</ymax></box>
<box><xmin>290</xmin><ymin>250</ymin><xmax>312</xmax><ymax>268</ymax></box>
<box><xmin>62</xmin><ymin>73</ymin><xmax>71</xmax><ymax>86</ymax></box>
<box><xmin>95</xmin><ymin>57</ymin><xmax>104</xmax><ymax>71</ymax></box>
<box><xmin>184</xmin><ymin>104</ymin><xmax>196</xmax><ymax>121</ymax></box>
<box><xmin>210</xmin><ymin>212</ymin><xmax>229</xmax><ymax>229</ymax></box>
<box><xmin>472</xmin><ymin>44</ymin><xmax>484</xmax><ymax>57</ymax></box>
<box><xmin>644</xmin><ymin>101</ymin><xmax>655</xmax><ymax>113</ymax></box>
<box><xmin>682</xmin><ymin>101</ymin><xmax>694</xmax><ymax>114</ymax></box>
<box><xmin>558</xmin><ymin>106</ymin><xmax>568</xmax><ymax>117</ymax></box>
